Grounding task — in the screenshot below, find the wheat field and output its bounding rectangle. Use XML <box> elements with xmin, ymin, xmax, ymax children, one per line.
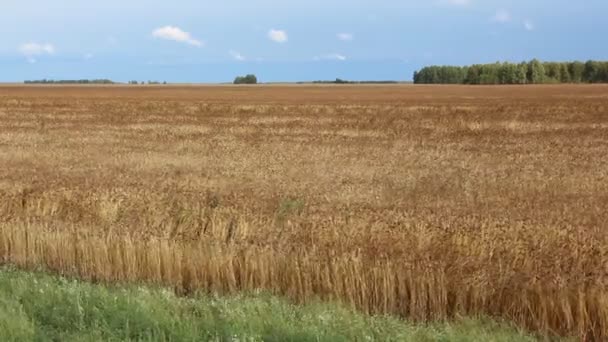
<box><xmin>1</xmin><ymin>84</ymin><xmax>607</xmax><ymax>340</ymax></box>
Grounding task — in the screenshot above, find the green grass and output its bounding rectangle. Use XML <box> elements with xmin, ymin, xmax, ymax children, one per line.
<box><xmin>0</xmin><ymin>267</ymin><xmax>545</xmax><ymax>342</ymax></box>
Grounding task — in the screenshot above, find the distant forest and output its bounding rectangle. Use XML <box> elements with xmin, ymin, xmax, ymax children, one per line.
<box><xmin>308</xmin><ymin>79</ymin><xmax>399</xmax><ymax>84</ymax></box>
<box><xmin>24</xmin><ymin>79</ymin><xmax>114</xmax><ymax>84</ymax></box>
<box><xmin>413</xmin><ymin>60</ymin><xmax>608</xmax><ymax>84</ymax></box>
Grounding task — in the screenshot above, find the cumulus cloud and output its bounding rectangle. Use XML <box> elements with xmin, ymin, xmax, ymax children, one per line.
<box><xmin>524</xmin><ymin>20</ymin><xmax>535</xmax><ymax>31</ymax></box>
<box><xmin>337</xmin><ymin>33</ymin><xmax>354</xmax><ymax>41</ymax></box>
<box><xmin>152</xmin><ymin>26</ymin><xmax>203</xmax><ymax>47</ymax></box>
<box><xmin>19</xmin><ymin>42</ymin><xmax>55</xmax><ymax>63</ymax></box>
<box><xmin>314</xmin><ymin>53</ymin><xmax>347</xmax><ymax>61</ymax></box>
<box><xmin>492</xmin><ymin>9</ymin><xmax>511</xmax><ymax>23</ymax></box>
<box><xmin>268</xmin><ymin>29</ymin><xmax>288</xmax><ymax>43</ymax></box>
<box><xmin>229</xmin><ymin>50</ymin><xmax>246</xmax><ymax>61</ymax></box>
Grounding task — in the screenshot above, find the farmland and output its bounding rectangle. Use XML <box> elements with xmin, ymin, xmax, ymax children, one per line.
<box><xmin>1</xmin><ymin>84</ymin><xmax>607</xmax><ymax>340</ymax></box>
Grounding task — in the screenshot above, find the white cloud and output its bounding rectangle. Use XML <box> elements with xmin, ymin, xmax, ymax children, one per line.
<box><xmin>314</xmin><ymin>53</ymin><xmax>347</xmax><ymax>61</ymax></box>
<box><xmin>492</xmin><ymin>9</ymin><xmax>511</xmax><ymax>23</ymax></box>
<box><xmin>229</xmin><ymin>50</ymin><xmax>246</xmax><ymax>61</ymax></box>
<box><xmin>19</xmin><ymin>42</ymin><xmax>55</xmax><ymax>63</ymax></box>
<box><xmin>152</xmin><ymin>26</ymin><xmax>203</xmax><ymax>47</ymax></box>
<box><xmin>19</xmin><ymin>43</ymin><xmax>55</xmax><ymax>56</ymax></box>
<box><xmin>84</xmin><ymin>53</ymin><xmax>94</xmax><ymax>60</ymax></box>
<box><xmin>524</xmin><ymin>20</ymin><xmax>535</xmax><ymax>31</ymax></box>
<box><xmin>268</xmin><ymin>29</ymin><xmax>288</xmax><ymax>43</ymax></box>
<box><xmin>337</xmin><ymin>33</ymin><xmax>354</xmax><ymax>41</ymax></box>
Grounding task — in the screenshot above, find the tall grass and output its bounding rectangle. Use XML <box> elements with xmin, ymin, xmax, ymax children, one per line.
<box><xmin>0</xmin><ymin>266</ymin><xmax>541</xmax><ymax>341</ymax></box>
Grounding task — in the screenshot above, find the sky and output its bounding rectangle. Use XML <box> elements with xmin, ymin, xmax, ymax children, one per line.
<box><xmin>1</xmin><ymin>0</ymin><xmax>607</xmax><ymax>83</ymax></box>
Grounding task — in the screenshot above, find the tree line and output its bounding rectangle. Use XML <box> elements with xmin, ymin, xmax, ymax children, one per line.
<box><xmin>413</xmin><ymin>60</ymin><xmax>608</xmax><ymax>84</ymax></box>
<box><xmin>128</xmin><ymin>81</ymin><xmax>167</xmax><ymax>85</ymax></box>
<box><xmin>24</xmin><ymin>79</ymin><xmax>114</xmax><ymax>84</ymax></box>
<box><xmin>310</xmin><ymin>78</ymin><xmax>399</xmax><ymax>84</ymax></box>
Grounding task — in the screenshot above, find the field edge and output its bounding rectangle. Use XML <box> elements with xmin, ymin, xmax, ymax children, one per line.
<box><xmin>0</xmin><ymin>265</ymin><xmax>551</xmax><ymax>342</ymax></box>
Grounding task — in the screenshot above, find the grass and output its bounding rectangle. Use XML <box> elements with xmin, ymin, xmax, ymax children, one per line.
<box><xmin>0</xmin><ymin>266</ymin><xmax>542</xmax><ymax>342</ymax></box>
<box><xmin>1</xmin><ymin>85</ymin><xmax>607</xmax><ymax>339</ymax></box>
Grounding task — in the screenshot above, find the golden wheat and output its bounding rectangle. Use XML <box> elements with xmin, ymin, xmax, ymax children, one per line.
<box><xmin>1</xmin><ymin>84</ymin><xmax>608</xmax><ymax>340</ymax></box>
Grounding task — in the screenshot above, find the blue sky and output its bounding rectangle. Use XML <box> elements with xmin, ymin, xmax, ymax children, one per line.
<box><xmin>1</xmin><ymin>0</ymin><xmax>607</xmax><ymax>82</ymax></box>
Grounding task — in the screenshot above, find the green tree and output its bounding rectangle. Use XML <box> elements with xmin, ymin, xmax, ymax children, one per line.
<box><xmin>499</xmin><ymin>63</ymin><xmax>520</xmax><ymax>84</ymax></box>
<box><xmin>479</xmin><ymin>63</ymin><xmax>500</xmax><ymax>84</ymax></box>
<box><xmin>234</xmin><ymin>74</ymin><xmax>258</xmax><ymax>84</ymax></box>
<box><xmin>568</xmin><ymin>62</ymin><xmax>585</xmax><ymax>83</ymax></box>
<box><xmin>516</xmin><ymin>62</ymin><xmax>528</xmax><ymax>84</ymax></box>
<box><xmin>465</xmin><ymin>65</ymin><xmax>481</xmax><ymax>84</ymax></box>
<box><xmin>543</xmin><ymin>62</ymin><xmax>561</xmax><ymax>83</ymax></box>
<box><xmin>559</xmin><ymin>63</ymin><xmax>571</xmax><ymax>83</ymax></box>
<box><xmin>583</xmin><ymin>60</ymin><xmax>601</xmax><ymax>83</ymax></box>
<box><xmin>601</xmin><ymin>62</ymin><xmax>608</xmax><ymax>82</ymax></box>
<box><xmin>527</xmin><ymin>59</ymin><xmax>545</xmax><ymax>84</ymax></box>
